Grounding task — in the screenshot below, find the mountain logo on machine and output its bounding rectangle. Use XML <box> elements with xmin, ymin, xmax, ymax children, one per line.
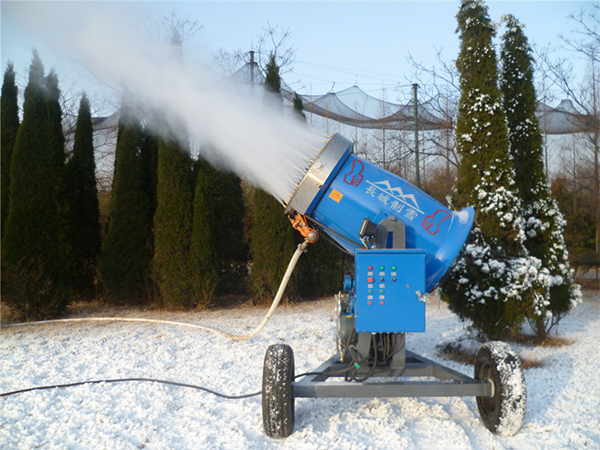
<box><xmin>369</xmin><ymin>180</ymin><xmax>422</xmax><ymax>212</ymax></box>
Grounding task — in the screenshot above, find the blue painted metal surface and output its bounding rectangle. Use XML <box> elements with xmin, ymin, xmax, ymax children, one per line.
<box><xmin>354</xmin><ymin>249</ymin><xmax>426</xmax><ymax>333</ymax></box>
<box><xmin>302</xmin><ymin>134</ymin><xmax>474</xmax><ymax>293</ymax></box>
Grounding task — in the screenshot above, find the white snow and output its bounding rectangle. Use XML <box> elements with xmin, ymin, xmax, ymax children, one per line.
<box><xmin>1</xmin><ymin>290</ymin><xmax>599</xmax><ymax>449</ymax></box>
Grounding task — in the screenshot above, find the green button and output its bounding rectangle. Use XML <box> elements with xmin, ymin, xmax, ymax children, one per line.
<box><xmin>368</xmin><ymin>289</ymin><xmax>372</xmax><ymax>294</ymax></box>
<box><xmin>380</xmin><ymin>265</ymin><xmax>385</xmax><ymax>270</ymax></box>
<box><xmin>392</xmin><ymin>266</ymin><xmax>397</xmax><ymax>270</ymax></box>
<box><xmin>380</xmin><ymin>289</ymin><xmax>384</xmax><ymax>294</ymax></box>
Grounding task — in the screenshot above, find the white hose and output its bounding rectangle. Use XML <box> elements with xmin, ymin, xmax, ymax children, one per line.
<box><xmin>2</xmin><ymin>241</ymin><xmax>309</xmax><ymax>341</ymax></box>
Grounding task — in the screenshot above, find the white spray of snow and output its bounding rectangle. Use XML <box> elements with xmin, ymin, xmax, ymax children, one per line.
<box><xmin>43</xmin><ymin>10</ymin><xmax>325</xmax><ymax>203</ymax></box>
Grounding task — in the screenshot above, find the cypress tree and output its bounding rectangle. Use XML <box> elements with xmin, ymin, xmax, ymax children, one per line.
<box><xmin>264</xmin><ymin>53</ymin><xmax>281</xmax><ymax>94</ymax></box>
<box><xmin>152</xmin><ymin>135</ymin><xmax>196</xmax><ymax>308</ymax></box>
<box><xmin>1</xmin><ymin>63</ymin><xmax>20</xmax><ymax>237</ymax></box>
<box><xmin>451</xmin><ymin>0</ymin><xmax>523</xmax><ymax>252</ymax></box>
<box><xmin>199</xmin><ymin>155</ymin><xmax>248</xmax><ymax>296</ymax></box>
<box><xmin>63</xmin><ymin>94</ymin><xmax>101</xmax><ymax>297</ymax></box>
<box><xmin>98</xmin><ymin>96</ymin><xmax>154</xmax><ymax>302</ymax></box>
<box><xmin>248</xmin><ymin>52</ymin><xmax>297</xmax><ymax>304</ymax></box>
<box><xmin>500</xmin><ymin>15</ymin><xmax>581</xmax><ymax>337</ymax></box>
<box><xmin>190</xmin><ymin>160</ymin><xmax>219</xmax><ymax>307</ymax></box>
<box><xmin>1</xmin><ymin>51</ymin><xmax>70</xmax><ymax>320</ymax></box>
<box><xmin>439</xmin><ymin>1</ymin><xmax>543</xmax><ymax>340</ymax></box>
<box><xmin>249</xmin><ymin>188</ymin><xmax>296</xmax><ymax>303</ymax></box>
<box><xmin>45</xmin><ymin>70</ymin><xmax>70</xmax><ymax>264</ymax></box>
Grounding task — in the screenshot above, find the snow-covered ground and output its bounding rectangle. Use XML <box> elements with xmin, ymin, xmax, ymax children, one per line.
<box><xmin>1</xmin><ymin>290</ymin><xmax>599</xmax><ymax>450</ymax></box>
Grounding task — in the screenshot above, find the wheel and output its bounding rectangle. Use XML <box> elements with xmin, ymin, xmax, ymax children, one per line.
<box><xmin>262</xmin><ymin>344</ymin><xmax>295</xmax><ymax>438</ymax></box>
<box><xmin>474</xmin><ymin>341</ymin><xmax>527</xmax><ymax>436</ymax></box>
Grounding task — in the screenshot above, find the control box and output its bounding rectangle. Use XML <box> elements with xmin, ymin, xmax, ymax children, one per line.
<box><xmin>354</xmin><ymin>249</ymin><xmax>426</xmax><ymax>333</ymax></box>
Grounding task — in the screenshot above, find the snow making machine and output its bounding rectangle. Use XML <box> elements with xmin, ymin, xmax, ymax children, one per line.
<box><xmin>262</xmin><ymin>133</ymin><xmax>527</xmax><ymax>438</ymax></box>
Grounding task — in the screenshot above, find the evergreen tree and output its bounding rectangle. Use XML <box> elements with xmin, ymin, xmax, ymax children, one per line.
<box><xmin>1</xmin><ymin>63</ymin><xmax>20</xmax><ymax>237</ymax></box>
<box><xmin>248</xmin><ymin>52</ymin><xmax>297</xmax><ymax>303</ymax></box>
<box><xmin>1</xmin><ymin>51</ymin><xmax>70</xmax><ymax>320</ymax></box>
<box><xmin>190</xmin><ymin>160</ymin><xmax>219</xmax><ymax>307</ymax></box>
<box><xmin>63</xmin><ymin>94</ymin><xmax>101</xmax><ymax>297</ymax></box>
<box><xmin>292</xmin><ymin>92</ymin><xmax>307</xmax><ymax>121</ymax></box>
<box><xmin>500</xmin><ymin>14</ymin><xmax>581</xmax><ymax>337</ymax></box>
<box><xmin>152</xmin><ymin>135</ymin><xmax>196</xmax><ymax>308</ymax></box>
<box><xmin>264</xmin><ymin>53</ymin><xmax>281</xmax><ymax>94</ymax></box>
<box><xmin>45</xmin><ymin>70</ymin><xmax>70</xmax><ymax>262</ymax></box>
<box><xmin>249</xmin><ymin>188</ymin><xmax>296</xmax><ymax>303</ymax></box>
<box><xmin>439</xmin><ymin>1</ymin><xmax>544</xmax><ymax>340</ymax></box>
<box><xmin>199</xmin><ymin>156</ymin><xmax>248</xmax><ymax>296</ymax></box>
<box><xmin>98</xmin><ymin>96</ymin><xmax>154</xmax><ymax>301</ymax></box>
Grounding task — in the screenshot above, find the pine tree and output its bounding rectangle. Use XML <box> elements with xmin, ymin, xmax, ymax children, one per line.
<box><xmin>152</xmin><ymin>135</ymin><xmax>196</xmax><ymax>308</ymax></box>
<box><xmin>63</xmin><ymin>94</ymin><xmax>101</xmax><ymax>297</ymax></box>
<box><xmin>1</xmin><ymin>63</ymin><xmax>20</xmax><ymax>237</ymax></box>
<box><xmin>500</xmin><ymin>14</ymin><xmax>581</xmax><ymax>337</ymax></box>
<box><xmin>98</xmin><ymin>96</ymin><xmax>154</xmax><ymax>301</ymax></box>
<box><xmin>248</xmin><ymin>52</ymin><xmax>297</xmax><ymax>304</ymax></box>
<box><xmin>439</xmin><ymin>1</ymin><xmax>544</xmax><ymax>340</ymax></box>
<box><xmin>1</xmin><ymin>51</ymin><xmax>70</xmax><ymax>320</ymax></box>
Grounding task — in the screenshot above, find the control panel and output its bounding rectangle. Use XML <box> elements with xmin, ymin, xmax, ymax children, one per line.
<box><xmin>354</xmin><ymin>249</ymin><xmax>426</xmax><ymax>333</ymax></box>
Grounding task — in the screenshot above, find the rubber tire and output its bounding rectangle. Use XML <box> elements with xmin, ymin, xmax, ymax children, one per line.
<box><xmin>474</xmin><ymin>341</ymin><xmax>527</xmax><ymax>436</ymax></box>
<box><xmin>262</xmin><ymin>344</ymin><xmax>295</xmax><ymax>438</ymax></box>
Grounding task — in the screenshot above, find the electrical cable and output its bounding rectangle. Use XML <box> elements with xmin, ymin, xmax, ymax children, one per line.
<box><xmin>1</xmin><ymin>368</ymin><xmax>354</xmax><ymax>399</ymax></box>
<box><xmin>2</xmin><ymin>241</ymin><xmax>310</xmax><ymax>341</ymax></box>
<box><xmin>0</xmin><ymin>378</ymin><xmax>262</xmax><ymax>399</ymax></box>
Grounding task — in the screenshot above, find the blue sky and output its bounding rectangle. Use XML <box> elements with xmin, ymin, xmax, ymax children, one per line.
<box><xmin>1</xmin><ymin>1</ymin><xmax>595</xmax><ymax>107</ymax></box>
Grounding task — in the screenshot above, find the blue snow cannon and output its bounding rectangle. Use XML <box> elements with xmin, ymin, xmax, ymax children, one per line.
<box><xmin>263</xmin><ymin>134</ymin><xmax>526</xmax><ymax>439</ymax></box>
<box><xmin>286</xmin><ymin>133</ymin><xmax>475</xmax><ymax>294</ymax></box>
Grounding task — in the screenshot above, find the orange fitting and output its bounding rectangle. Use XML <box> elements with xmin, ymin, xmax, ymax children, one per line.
<box><xmin>290</xmin><ymin>213</ymin><xmax>319</xmax><ymax>243</ymax></box>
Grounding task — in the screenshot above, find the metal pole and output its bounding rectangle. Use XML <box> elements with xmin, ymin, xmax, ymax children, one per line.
<box><xmin>249</xmin><ymin>50</ymin><xmax>255</xmax><ymax>85</ymax></box>
<box><xmin>413</xmin><ymin>83</ymin><xmax>420</xmax><ymax>187</ymax></box>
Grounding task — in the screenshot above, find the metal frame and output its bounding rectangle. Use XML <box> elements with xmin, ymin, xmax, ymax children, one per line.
<box><xmin>294</xmin><ymin>337</ymin><xmax>492</xmax><ymax>399</ymax></box>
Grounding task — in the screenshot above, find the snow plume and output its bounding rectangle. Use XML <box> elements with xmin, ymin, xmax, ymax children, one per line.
<box><xmin>67</xmin><ymin>13</ymin><xmax>324</xmax><ymax>203</ymax></box>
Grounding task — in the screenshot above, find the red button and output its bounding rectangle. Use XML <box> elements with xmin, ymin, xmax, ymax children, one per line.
<box><xmin>380</xmin><ymin>301</ymin><xmax>385</xmax><ymax>305</ymax></box>
<box><xmin>368</xmin><ymin>266</ymin><xmax>373</xmax><ymax>270</ymax></box>
<box><xmin>368</xmin><ymin>301</ymin><xmax>372</xmax><ymax>305</ymax></box>
<box><xmin>367</xmin><ymin>277</ymin><xmax>374</xmax><ymax>283</ymax></box>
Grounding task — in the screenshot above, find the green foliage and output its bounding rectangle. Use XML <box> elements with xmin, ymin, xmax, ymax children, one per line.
<box><xmin>98</xmin><ymin>96</ymin><xmax>154</xmax><ymax>302</ymax></box>
<box><xmin>296</xmin><ymin>235</ymin><xmax>346</xmax><ymax>298</ymax></box>
<box><xmin>2</xmin><ymin>257</ymin><xmax>68</xmax><ymax>322</ymax></box>
<box><xmin>264</xmin><ymin>53</ymin><xmax>281</xmax><ymax>94</ymax></box>
<box><xmin>452</xmin><ymin>1</ymin><xmax>523</xmax><ymax>253</ymax></box>
<box><xmin>1</xmin><ymin>63</ymin><xmax>20</xmax><ymax>238</ymax></box>
<box><xmin>63</xmin><ymin>94</ymin><xmax>102</xmax><ymax>297</ymax></box>
<box><xmin>1</xmin><ymin>51</ymin><xmax>70</xmax><ymax>319</ymax></box>
<box><xmin>190</xmin><ymin>160</ymin><xmax>219</xmax><ymax>307</ymax></box>
<box><xmin>249</xmin><ymin>189</ymin><xmax>296</xmax><ymax>304</ymax></box>
<box><xmin>292</xmin><ymin>92</ymin><xmax>306</xmax><ymax>120</ymax></box>
<box><xmin>45</xmin><ymin>70</ymin><xmax>71</xmax><ymax>278</ymax></box>
<box><xmin>247</xmin><ymin>53</ymin><xmax>297</xmax><ymax>303</ymax></box>
<box><xmin>551</xmin><ymin>176</ymin><xmax>598</xmax><ymax>272</ymax></box>
<box><xmin>440</xmin><ymin>1</ymin><xmax>539</xmax><ymax>340</ymax></box>
<box><xmin>500</xmin><ymin>14</ymin><xmax>580</xmax><ymax>338</ymax></box>
<box><xmin>199</xmin><ymin>159</ymin><xmax>248</xmax><ymax>296</ymax></box>
<box><xmin>152</xmin><ymin>136</ymin><xmax>196</xmax><ymax>308</ymax></box>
